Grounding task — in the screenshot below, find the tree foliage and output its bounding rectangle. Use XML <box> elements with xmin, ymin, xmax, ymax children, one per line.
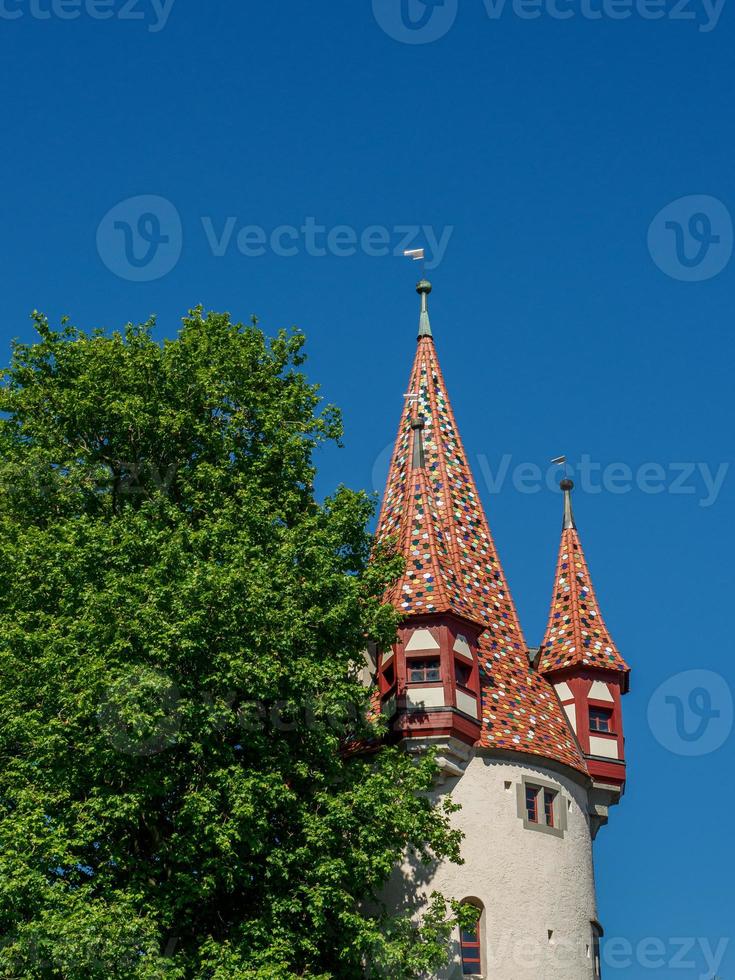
<box><xmin>0</xmin><ymin>309</ymin><xmax>471</xmax><ymax>978</ymax></box>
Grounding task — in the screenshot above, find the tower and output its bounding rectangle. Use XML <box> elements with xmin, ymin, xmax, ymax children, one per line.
<box><xmin>539</xmin><ymin>478</ymin><xmax>630</xmax><ymax>828</ymax></box>
<box><xmin>373</xmin><ymin>281</ymin><xmax>629</xmax><ymax>979</ymax></box>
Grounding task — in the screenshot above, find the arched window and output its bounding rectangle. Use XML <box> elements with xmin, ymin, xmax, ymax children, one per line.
<box><xmin>459</xmin><ymin>900</ymin><xmax>484</xmax><ymax>976</ymax></box>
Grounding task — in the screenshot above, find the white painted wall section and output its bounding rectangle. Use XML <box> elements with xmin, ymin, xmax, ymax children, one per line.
<box><xmin>456</xmin><ymin>689</ymin><xmax>478</xmax><ymax>718</ymax></box>
<box><xmin>554</xmin><ymin>681</ymin><xmax>573</xmax><ymax>701</ymax></box>
<box><xmin>383</xmin><ymin>754</ymin><xmax>599</xmax><ymax>979</ymax></box>
<box><xmin>406</xmin><ymin>686</ymin><xmax>445</xmax><ymax>708</ymax></box>
<box><xmin>453</xmin><ymin>634</ymin><xmax>473</xmax><ymax>658</ymax></box>
<box><xmin>589</xmin><ymin>735</ymin><xmax>619</xmax><ymax>759</ymax></box>
<box><xmin>589</xmin><ymin>681</ymin><xmax>614</xmax><ymax>702</ymax></box>
<box><xmin>405</xmin><ymin>629</ymin><xmax>440</xmax><ymax>651</ymax></box>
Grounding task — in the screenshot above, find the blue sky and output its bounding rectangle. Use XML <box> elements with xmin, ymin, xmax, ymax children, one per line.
<box><xmin>1</xmin><ymin>2</ymin><xmax>733</xmax><ymax>976</ymax></box>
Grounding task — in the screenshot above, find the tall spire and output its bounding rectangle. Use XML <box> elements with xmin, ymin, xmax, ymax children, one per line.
<box><xmin>376</xmin><ymin>311</ymin><xmax>523</xmax><ymax>628</ymax></box>
<box><xmin>375</xmin><ymin>282</ymin><xmax>587</xmax><ymax>774</ymax></box>
<box><xmin>417</xmin><ymin>279</ymin><xmax>433</xmax><ymax>338</ymax></box>
<box><xmin>540</xmin><ymin>482</ymin><xmax>629</xmax><ymax>677</ymax></box>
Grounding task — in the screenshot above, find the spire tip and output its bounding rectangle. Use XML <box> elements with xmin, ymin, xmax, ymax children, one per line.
<box><xmin>416</xmin><ymin>280</ymin><xmax>433</xmax><ymax>339</ymax></box>
<box><xmin>561</xmin><ymin>478</ymin><xmax>576</xmax><ymax>530</ymax></box>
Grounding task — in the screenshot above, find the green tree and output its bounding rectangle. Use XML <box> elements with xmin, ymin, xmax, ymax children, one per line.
<box><xmin>0</xmin><ymin>309</ymin><xmax>472</xmax><ymax>979</ymax></box>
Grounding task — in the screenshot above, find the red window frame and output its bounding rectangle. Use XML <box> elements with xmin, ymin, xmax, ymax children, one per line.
<box><xmin>589</xmin><ymin>706</ymin><xmax>613</xmax><ymax>733</ymax></box>
<box><xmin>525</xmin><ymin>785</ymin><xmax>539</xmax><ymax>823</ymax></box>
<box><xmin>407</xmin><ymin>658</ymin><xmax>441</xmax><ymax>684</ymax></box>
<box><xmin>544</xmin><ymin>789</ymin><xmax>556</xmax><ymax>827</ymax></box>
<box><xmin>460</xmin><ymin>916</ymin><xmax>481</xmax><ymax>975</ymax></box>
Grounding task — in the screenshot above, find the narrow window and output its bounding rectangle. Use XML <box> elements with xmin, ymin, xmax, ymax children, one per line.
<box><xmin>591</xmin><ymin>922</ymin><xmax>603</xmax><ymax>978</ymax></box>
<box><xmin>544</xmin><ymin>789</ymin><xmax>556</xmax><ymax>828</ymax></box>
<box><xmin>589</xmin><ymin>707</ymin><xmax>613</xmax><ymax>733</ymax></box>
<box><xmin>408</xmin><ymin>658</ymin><xmax>441</xmax><ymax>683</ymax></box>
<box><xmin>525</xmin><ymin>785</ymin><xmax>539</xmax><ymax>823</ymax></box>
<box><xmin>455</xmin><ymin>660</ymin><xmax>472</xmax><ymax>688</ymax></box>
<box><xmin>459</xmin><ymin>908</ymin><xmax>482</xmax><ymax>976</ymax></box>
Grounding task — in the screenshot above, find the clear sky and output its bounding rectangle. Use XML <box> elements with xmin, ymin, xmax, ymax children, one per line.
<box><xmin>1</xmin><ymin>2</ymin><xmax>733</xmax><ymax>976</ymax></box>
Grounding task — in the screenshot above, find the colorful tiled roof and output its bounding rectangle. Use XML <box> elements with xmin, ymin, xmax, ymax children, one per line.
<box><xmin>476</xmin><ymin>630</ymin><xmax>586</xmax><ymax>771</ymax></box>
<box><xmin>375</xmin><ymin>283</ymin><xmax>587</xmax><ymax>774</ymax></box>
<box><xmin>540</xmin><ymin>482</ymin><xmax>629</xmax><ymax>677</ymax></box>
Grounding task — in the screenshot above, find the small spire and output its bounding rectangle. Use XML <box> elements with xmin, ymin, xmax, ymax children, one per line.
<box><xmin>416</xmin><ymin>279</ymin><xmax>433</xmax><ymax>339</ymax></box>
<box><xmin>560</xmin><ymin>478</ymin><xmax>576</xmax><ymax>530</ymax></box>
<box><xmin>540</xmin><ymin>475</ymin><xmax>629</xmax><ymax>679</ymax></box>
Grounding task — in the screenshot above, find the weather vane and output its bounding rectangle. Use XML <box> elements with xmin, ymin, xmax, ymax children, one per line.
<box><xmin>404</xmin><ymin>247</ymin><xmax>426</xmax><ymax>278</ymax></box>
<box><xmin>551</xmin><ymin>455</ymin><xmax>572</xmax><ymax>482</ymax></box>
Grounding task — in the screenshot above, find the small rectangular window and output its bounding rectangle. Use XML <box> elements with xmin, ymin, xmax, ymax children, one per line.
<box><xmin>589</xmin><ymin>707</ymin><xmax>613</xmax><ymax>733</ymax></box>
<box><xmin>519</xmin><ymin>780</ymin><xmax>565</xmax><ymax>837</ymax></box>
<box><xmin>544</xmin><ymin>789</ymin><xmax>556</xmax><ymax>827</ymax></box>
<box><xmin>408</xmin><ymin>658</ymin><xmax>441</xmax><ymax>683</ymax></box>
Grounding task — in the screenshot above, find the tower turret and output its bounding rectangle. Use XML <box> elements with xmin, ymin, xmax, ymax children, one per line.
<box><xmin>540</xmin><ymin>478</ymin><xmax>630</xmax><ymax>822</ymax></box>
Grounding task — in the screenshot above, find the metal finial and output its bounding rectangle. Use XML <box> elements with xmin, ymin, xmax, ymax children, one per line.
<box><xmin>416</xmin><ymin>279</ymin><xmax>433</xmax><ymax>339</ymax></box>
<box><xmin>560</xmin><ymin>478</ymin><xmax>576</xmax><ymax>530</ymax></box>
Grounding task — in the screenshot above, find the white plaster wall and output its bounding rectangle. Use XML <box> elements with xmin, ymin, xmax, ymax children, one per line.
<box><xmin>407</xmin><ymin>686</ymin><xmax>446</xmax><ymax>708</ymax></box>
<box><xmin>589</xmin><ymin>735</ymin><xmax>619</xmax><ymax>759</ymax></box>
<box><xmin>456</xmin><ymin>689</ymin><xmax>478</xmax><ymax>718</ymax></box>
<box><xmin>384</xmin><ymin>753</ymin><xmax>599</xmax><ymax>979</ymax></box>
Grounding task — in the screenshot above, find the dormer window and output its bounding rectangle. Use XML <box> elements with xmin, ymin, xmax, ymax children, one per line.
<box><xmin>589</xmin><ymin>707</ymin><xmax>613</xmax><ymax>733</ymax></box>
<box><xmin>408</xmin><ymin>658</ymin><xmax>440</xmax><ymax>683</ymax></box>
